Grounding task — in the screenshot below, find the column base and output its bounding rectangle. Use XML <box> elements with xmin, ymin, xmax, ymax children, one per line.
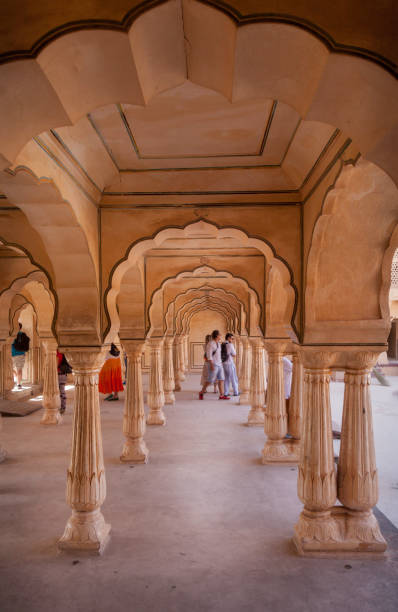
<box><xmin>174</xmin><ymin>382</ymin><xmax>181</xmax><ymax>392</ymax></box>
<box><xmin>40</xmin><ymin>409</ymin><xmax>62</xmax><ymax>425</ymax></box>
<box><xmin>164</xmin><ymin>392</ymin><xmax>175</xmax><ymax>404</ymax></box>
<box><xmin>58</xmin><ymin>509</ymin><xmax>111</xmax><ymax>555</ymax></box>
<box><xmin>239</xmin><ymin>392</ymin><xmax>250</xmax><ymax>405</ymax></box>
<box><xmin>120</xmin><ymin>438</ymin><xmax>149</xmax><ymax>464</ymax></box>
<box><xmin>146</xmin><ymin>410</ymin><xmax>166</xmax><ymax>426</ymax></box>
<box><xmin>246</xmin><ymin>407</ymin><xmax>264</xmax><ymax>426</ymax></box>
<box><xmin>293</xmin><ymin>506</ymin><xmax>387</xmax><ymax>557</ymax></box>
<box><xmin>262</xmin><ymin>438</ymin><xmax>299</xmax><ymax>464</ymax></box>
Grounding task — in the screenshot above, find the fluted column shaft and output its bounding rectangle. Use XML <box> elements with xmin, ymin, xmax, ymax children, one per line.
<box><xmin>3</xmin><ymin>338</ymin><xmax>14</xmax><ymax>395</ymax></box>
<box><xmin>288</xmin><ymin>352</ymin><xmax>303</xmax><ymax>441</ymax></box>
<box><xmin>40</xmin><ymin>338</ymin><xmax>61</xmax><ymax>425</ymax></box>
<box><xmin>262</xmin><ymin>342</ymin><xmax>289</xmax><ymax>462</ymax></box>
<box><xmin>163</xmin><ymin>336</ymin><xmax>176</xmax><ymax>404</ymax></box>
<box><xmin>235</xmin><ymin>336</ymin><xmax>243</xmax><ymax>378</ymax></box>
<box><xmin>173</xmin><ymin>337</ymin><xmax>181</xmax><ymax>391</ymax></box>
<box><xmin>147</xmin><ymin>338</ymin><xmax>166</xmax><ymax>426</ymax></box>
<box><xmin>183</xmin><ymin>334</ymin><xmax>189</xmax><ymax>373</ymax></box>
<box><xmin>337</xmin><ymin>352</ymin><xmax>385</xmax><ymax>548</ymax></box>
<box><xmin>247</xmin><ymin>338</ymin><xmax>265</xmax><ymax>426</ymax></box>
<box><xmin>239</xmin><ymin>337</ymin><xmax>251</xmax><ymax>404</ymax></box>
<box><xmin>177</xmin><ymin>335</ymin><xmax>186</xmax><ymax>381</ymax></box>
<box><xmin>120</xmin><ymin>340</ymin><xmax>148</xmax><ymax>463</ymax></box>
<box><xmin>294</xmin><ymin>351</ymin><xmax>340</xmax><ymax>548</ymax></box>
<box><xmin>58</xmin><ymin>347</ymin><xmax>110</xmax><ymax>554</ymax></box>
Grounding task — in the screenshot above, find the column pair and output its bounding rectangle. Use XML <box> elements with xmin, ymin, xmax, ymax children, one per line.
<box><xmin>262</xmin><ymin>341</ymin><xmax>301</xmax><ymax>463</ymax></box>
<box><xmin>294</xmin><ymin>348</ymin><xmax>386</xmax><ymax>556</ymax></box>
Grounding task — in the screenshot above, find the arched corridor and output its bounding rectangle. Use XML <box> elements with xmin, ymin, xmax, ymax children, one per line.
<box><xmin>0</xmin><ymin>0</ymin><xmax>398</xmax><ymax>608</ymax></box>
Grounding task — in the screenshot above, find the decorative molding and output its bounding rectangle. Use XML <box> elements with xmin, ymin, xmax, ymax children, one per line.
<box><xmin>0</xmin><ymin>0</ymin><xmax>394</xmax><ymax>77</ymax></box>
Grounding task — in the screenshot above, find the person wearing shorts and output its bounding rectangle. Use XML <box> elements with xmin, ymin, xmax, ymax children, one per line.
<box><xmin>199</xmin><ymin>329</ymin><xmax>229</xmax><ymax>400</ymax></box>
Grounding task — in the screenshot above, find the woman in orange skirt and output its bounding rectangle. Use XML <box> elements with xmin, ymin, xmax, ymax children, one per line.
<box><xmin>99</xmin><ymin>343</ymin><xmax>124</xmax><ymax>401</ymax></box>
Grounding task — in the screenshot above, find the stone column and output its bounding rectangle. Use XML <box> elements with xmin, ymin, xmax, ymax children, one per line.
<box><xmin>58</xmin><ymin>347</ymin><xmax>110</xmax><ymax>554</ymax></box>
<box><xmin>247</xmin><ymin>337</ymin><xmax>265</xmax><ymax>426</ymax></box>
<box><xmin>287</xmin><ymin>351</ymin><xmax>303</xmax><ymax>461</ymax></box>
<box><xmin>293</xmin><ymin>350</ymin><xmax>340</xmax><ymax>554</ymax></box>
<box><xmin>239</xmin><ymin>336</ymin><xmax>251</xmax><ymax>404</ymax></box>
<box><xmin>147</xmin><ymin>337</ymin><xmax>166</xmax><ymax>426</ymax></box>
<box><xmin>337</xmin><ymin>351</ymin><xmax>386</xmax><ymax>552</ymax></box>
<box><xmin>40</xmin><ymin>338</ymin><xmax>61</xmax><ymax>425</ymax></box>
<box><xmin>0</xmin><ymin>341</ymin><xmax>7</xmax><ymax>461</ymax></box>
<box><xmin>183</xmin><ymin>334</ymin><xmax>189</xmax><ymax>374</ymax></box>
<box><xmin>163</xmin><ymin>336</ymin><xmax>175</xmax><ymax>404</ymax></box>
<box><xmin>0</xmin><ymin>412</ymin><xmax>6</xmax><ymax>463</ymax></box>
<box><xmin>262</xmin><ymin>341</ymin><xmax>289</xmax><ymax>463</ymax></box>
<box><xmin>120</xmin><ymin>340</ymin><xmax>148</xmax><ymax>463</ymax></box>
<box><xmin>177</xmin><ymin>335</ymin><xmax>186</xmax><ymax>382</ymax></box>
<box><xmin>3</xmin><ymin>338</ymin><xmax>14</xmax><ymax>396</ymax></box>
<box><xmin>235</xmin><ymin>336</ymin><xmax>243</xmax><ymax>378</ymax></box>
<box><xmin>173</xmin><ymin>335</ymin><xmax>183</xmax><ymax>391</ymax></box>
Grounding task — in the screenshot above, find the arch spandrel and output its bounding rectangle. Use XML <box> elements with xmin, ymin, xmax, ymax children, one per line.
<box><xmin>0</xmin><ymin>167</ymin><xmax>100</xmax><ymax>345</ymax></box>
<box><xmin>304</xmin><ymin>159</ymin><xmax>398</xmax><ymax>344</ymax></box>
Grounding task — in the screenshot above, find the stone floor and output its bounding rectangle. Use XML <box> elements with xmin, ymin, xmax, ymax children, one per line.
<box><xmin>0</xmin><ymin>374</ymin><xmax>397</xmax><ymax>612</ymax></box>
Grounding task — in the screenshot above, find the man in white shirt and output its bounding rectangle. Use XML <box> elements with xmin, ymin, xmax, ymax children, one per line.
<box><xmin>199</xmin><ymin>329</ymin><xmax>230</xmax><ymax>400</ymax></box>
<box><xmin>222</xmin><ymin>333</ymin><xmax>239</xmax><ymax>397</ymax></box>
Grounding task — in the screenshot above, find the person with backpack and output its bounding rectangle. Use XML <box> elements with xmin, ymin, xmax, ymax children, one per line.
<box><xmin>222</xmin><ymin>333</ymin><xmax>239</xmax><ymax>398</ymax></box>
<box><xmin>57</xmin><ymin>349</ymin><xmax>72</xmax><ymax>414</ymax></box>
<box><xmin>11</xmin><ymin>323</ymin><xmax>30</xmax><ymax>389</ymax></box>
<box><xmin>199</xmin><ymin>330</ymin><xmax>229</xmax><ymax>400</ymax></box>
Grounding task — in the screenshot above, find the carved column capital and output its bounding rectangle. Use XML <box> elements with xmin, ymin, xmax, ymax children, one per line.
<box><xmin>299</xmin><ymin>347</ymin><xmax>336</xmax><ymax>370</ymax></box>
<box><xmin>121</xmin><ymin>339</ymin><xmax>146</xmax><ymax>359</ymax></box>
<box><xmin>163</xmin><ymin>335</ymin><xmax>175</xmax><ymax>349</ymax></box>
<box><xmin>263</xmin><ymin>340</ymin><xmax>290</xmax><ymax>355</ymax></box>
<box><xmin>62</xmin><ymin>346</ymin><xmax>107</xmax><ymax>373</ymax></box>
<box><xmin>345</xmin><ymin>350</ymin><xmax>380</xmax><ymax>372</ymax></box>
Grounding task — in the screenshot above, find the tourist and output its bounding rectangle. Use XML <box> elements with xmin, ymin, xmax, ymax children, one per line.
<box><xmin>200</xmin><ymin>334</ymin><xmax>211</xmax><ymax>391</ymax></box>
<box><xmin>199</xmin><ymin>330</ymin><xmax>229</xmax><ymax>400</ymax></box>
<box><xmin>57</xmin><ymin>349</ymin><xmax>71</xmax><ymax>414</ymax></box>
<box><xmin>11</xmin><ymin>323</ymin><xmax>30</xmax><ymax>389</ymax></box>
<box><xmin>99</xmin><ymin>343</ymin><xmax>124</xmax><ymax>401</ymax></box>
<box><xmin>222</xmin><ymin>333</ymin><xmax>239</xmax><ymax>397</ymax></box>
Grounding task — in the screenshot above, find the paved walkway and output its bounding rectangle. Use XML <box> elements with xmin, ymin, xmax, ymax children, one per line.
<box><xmin>0</xmin><ymin>374</ymin><xmax>397</xmax><ymax>612</ymax></box>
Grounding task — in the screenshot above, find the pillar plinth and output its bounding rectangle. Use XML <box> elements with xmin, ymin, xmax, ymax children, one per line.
<box><xmin>120</xmin><ymin>340</ymin><xmax>148</xmax><ymax>463</ymax></box>
<box><xmin>239</xmin><ymin>337</ymin><xmax>251</xmax><ymax>404</ymax></box>
<box><xmin>294</xmin><ymin>350</ymin><xmax>340</xmax><ymax>555</ymax></box>
<box><xmin>337</xmin><ymin>352</ymin><xmax>386</xmax><ymax>553</ymax></box>
<box><xmin>40</xmin><ymin>338</ymin><xmax>61</xmax><ymax>425</ymax></box>
<box><xmin>262</xmin><ymin>341</ymin><xmax>291</xmax><ymax>463</ymax></box>
<box><xmin>163</xmin><ymin>336</ymin><xmax>175</xmax><ymax>404</ymax></box>
<box><xmin>147</xmin><ymin>338</ymin><xmax>166</xmax><ymax>426</ymax></box>
<box><xmin>58</xmin><ymin>347</ymin><xmax>110</xmax><ymax>554</ymax></box>
<box><xmin>247</xmin><ymin>338</ymin><xmax>265</xmax><ymax>426</ymax></box>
